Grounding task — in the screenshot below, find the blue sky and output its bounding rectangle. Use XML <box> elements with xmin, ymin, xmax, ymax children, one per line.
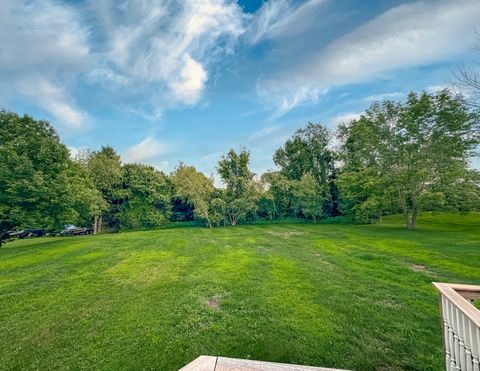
<box><xmin>1</xmin><ymin>0</ymin><xmax>479</xmax><ymax>180</ymax></box>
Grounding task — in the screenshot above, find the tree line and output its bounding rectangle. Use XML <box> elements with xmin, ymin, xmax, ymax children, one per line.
<box><xmin>1</xmin><ymin>90</ymin><xmax>479</xmax><ymax>246</ymax></box>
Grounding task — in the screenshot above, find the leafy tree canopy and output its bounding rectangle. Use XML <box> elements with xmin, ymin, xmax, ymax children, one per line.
<box><xmin>338</xmin><ymin>90</ymin><xmax>480</xmax><ymax>228</ymax></box>
<box><xmin>273</xmin><ymin>123</ymin><xmax>335</xmax><ymax>184</ymax></box>
<box><xmin>0</xmin><ymin>110</ymin><xmax>102</xmax><ymax>245</ymax></box>
<box><xmin>171</xmin><ymin>163</ymin><xmax>215</xmax><ymax>226</ymax></box>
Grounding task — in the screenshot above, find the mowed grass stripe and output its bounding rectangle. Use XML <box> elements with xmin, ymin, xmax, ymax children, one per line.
<box><xmin>0</xmin><ymin>213</ymin><xmax>479</xmax><ymax>370</ymax></box>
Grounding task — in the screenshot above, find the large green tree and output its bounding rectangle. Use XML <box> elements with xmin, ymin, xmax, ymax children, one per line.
<box><xmin>273</xmin><ymin>123</ymin><xmax>337</xmax><ymax>216</ymax></box>
<box><xmin>217</xmin><ymin>149</ymin><xmax>257</xmax><ymax>225</ymax></box>
<box><xmin>171</xmin><ymin>163</ymin><xmax>215</xmax><ymax>227</ymax></box>
<box><xmin>208</xmin><ymin>196</ymin><xmax>227</xmax><ymax>227</ymax></box>
<box><xmin>0</xmin><ymin>111</ymin><xmax>102</xmax><ymax>246</ymax></box>
<box><xmin>118</xmin><ymin>164</ymin><xmax>171</xmax><ymax>230</ymax></box>
<box><xmin>273</xmin><ymin>123</ymin><xmax>335</xmax><ymax>183</ymax></box>
<box><xmin>292</xmin><ymin>174</ymin><xmax>327</xmax><ymax>223</ymax></box>
<box><xmin>85</xmin><ymin>146</ymin><xmax>124</xmax><ymax>232</ymax></box>
<box><xmin>338</xmin><ymin>90</ymin><xmax>480</xmax><ymax>228</ymax></box>
<box><xmin>261</xmin><ymin>172</ymin><xmax>295</xmax><ymax>218</ymax></box>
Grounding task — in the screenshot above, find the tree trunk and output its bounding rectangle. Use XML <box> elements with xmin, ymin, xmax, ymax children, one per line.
<box><xmin>98</xmin><ymin>215</ymin><xmax>103</xmax><ymax>233</ymax></box>
<box><xmin>93</xmin><ymin>215</ymin><xmax>99</xmax><ymax>234</ymax></box>
<box><xmin>403</xmin><ymin>208</ymin><xmax>410</xmax><ymax>229</ymax></box>
<box><xmin>409</xmin><ymin>208</ymin><xmax>417</xmax><ymax>229</ymax></box>
<box><xmin>229</xmin><ymin>213</ymin><xmax>237</xmax><ymax>226</ymax></box>
<box><xmin>313</xmin><ymin>216</ymin><xmax>317</xmax><ymax>224</ymax></box>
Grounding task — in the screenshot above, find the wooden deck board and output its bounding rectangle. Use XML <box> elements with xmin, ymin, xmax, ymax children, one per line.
<box><xmin>179</xmin><ymin>355</ymin><xmax>217</xmax><ymax>371</ymax></box>
<box><xmin>180</xmin><ymin>356</ymin><xmax>349</xmax><ymax>371</ymax></box>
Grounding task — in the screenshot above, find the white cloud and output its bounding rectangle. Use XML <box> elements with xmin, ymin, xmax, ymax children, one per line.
<box><xmin>122</xmin><ymin>137</ymin><xmax>170</xmax><ymax>163</ymax></box>
<box><xmin>258</xmin><ymin>0</ymin><xmax>480</xmax><ymax>112</ymax></box>
<box><xmin>0</xmin><ymin>1</ymin><xmax>89</xmax><ymax>72</ymax></box>
<box><xmin>0</xmin><ymin>0</ymin><xmax>247</xmax><ymax>126</ymax></box>
<box><xmin>309</xmin><ymin>0</ymin><xmax>479</xmax><ymax>86</ymax></box>
<box><xmin>68</xmin><ymin>146</ymin><xmax>81</xmax><ymax>159</ymax></box>
<box><xmin>245</xmin><ymin>0</ymin><xmax>294</xmax><ymax>44</ymax></box>
<box><xmin>277</xmin><ymin>88</ymin><xmax>323</xmax><ymax>116</ymax></box>
<box><xmin>0</xmin><ymin>0</ymin><xmax>90</xmax><ymax>132</ymax></box>
<box><xmin>327</xmin><ymin>112</ymin><xmax>362</xmax><ymax>128</ymax></box>
<box><xmin>248</xmin><ymin>125</ymin><xmax>282</xmax><ymax>141</ymax></box>
<box><xmin>246</xmin><ymin>0</ymin><xmax>327</xmax><ymax>44</ymax></box>
<box><xmin>153</xmin><ymin>160</ymin><xmax>170</xmax><ymax>173</ymax></box>
<box><xmin>170</xmin><ymin>55</ymin><xmax>208</xmax><ymax>105</ymax></box>
<box><xmin>426</xmin><ymin>85</ymin><xmax>451</xmax><ymax>94</ymax></box>
<box><xmin>89</xmin><ymin>0</ymin><xmax>247</xmax><ymax>109</ymax></box>
<box><xmin>258</xmin><ymin>86</ymin><xmax>326</xmax><ymax>119</ymax></box>
<box><xmin>16</xmin><ymin>76</ymin><xmax>89</xmax><ymax>131</ymax></box>
<box><xmin>363</xmin><ymin>92</ymin><xmax>405</xmax><ymax>103</ymax></box>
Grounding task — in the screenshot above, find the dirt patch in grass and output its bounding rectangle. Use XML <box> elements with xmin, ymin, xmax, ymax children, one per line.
<box><xmin>313</xmin><ymin>253</ymin><xmax>334</xmax><ymax>267</ymax></box>
<box><xmin>205</xmin><ymin>296</ymin><xmax>221</xmax><ymax>310</ymax></box>
<box><xmin>409</xmin><ymin>264</ymin><xmax>437</xmax><ymax>277</ymax></box>
<box><xmin>38</xmin><ymin>327</ymin><xmax>53</xmax><ymax>346</ymax></box>
<box><xmin>267</xmin><ymin>231</ymin><xmax>306</xmax><ymax>238</ymax></box>
<box><xmin>378</xmin><ymin>298</ymin><xmax>402</xmax><ymax>309</ymax></box>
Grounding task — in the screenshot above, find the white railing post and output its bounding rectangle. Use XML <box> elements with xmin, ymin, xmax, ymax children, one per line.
<box><xmin>434</xmin><ymin>283</ymin><xmax>480</xmax><ymax>371</ymax></box>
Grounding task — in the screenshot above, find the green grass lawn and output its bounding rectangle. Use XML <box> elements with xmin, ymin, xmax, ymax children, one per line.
<box><xmin>1</xmin><ymin>213</ymin><xmax>479</xmax><ymax>370</ymax></box>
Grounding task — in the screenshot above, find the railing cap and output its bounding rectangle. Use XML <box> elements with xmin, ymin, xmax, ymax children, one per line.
<box><xmin>433</xmin><ymin>282</ymin><xmax>480</xmax><ymax>327</ymax></box>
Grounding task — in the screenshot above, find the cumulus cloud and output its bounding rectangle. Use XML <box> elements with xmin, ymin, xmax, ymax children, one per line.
<box><xmin>257</xmin><ymin>0</ymin><xmax>480</xmax><ymax>115</ymax></box>
<box><xmin>0</xmin><ymin>0</ymin><xmax>90</xmax><ymax>132</ymax></box>
<box><xmin>122</xmin><ymin>137</ymin><xmax>170</xmax><ymax>163</ymax></box>
<box><xmin>170</xmin><ymin>55</ymin><xmax>208</xmax><ymax>105</ymax></box>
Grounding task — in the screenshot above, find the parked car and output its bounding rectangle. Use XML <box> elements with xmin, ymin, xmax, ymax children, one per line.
<box><xmin>60</xmin><ymin>227</ymin><xmax>93</xmax><ymax>236</ymax></box>
<box><xmin>5</xmin><ymin>230</ymin><xmax>18</xmax><ymax>238</ymax></box>
<box><xmin>16</xmin><ymin>229</ymin><xmax>46</xmax><ymax>239</ymax></box>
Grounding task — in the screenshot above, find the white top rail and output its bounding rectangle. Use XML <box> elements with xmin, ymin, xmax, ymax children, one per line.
<box><xmin>433</xmin><ymin>282</ymin><xmax>480</xmax><ymax>371</ymax></box>
<box><xmin>434</xmin><ymin>283</ymin><xmax>480</xmax><ymax>327</ymax></box>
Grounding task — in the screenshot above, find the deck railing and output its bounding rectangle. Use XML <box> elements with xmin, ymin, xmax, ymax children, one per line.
<box><xmin>433</xmin><ymin>283</ymin><xmax>480</xmax><ymax>371</ymax></box>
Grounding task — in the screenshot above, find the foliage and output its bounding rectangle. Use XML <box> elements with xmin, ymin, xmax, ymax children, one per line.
<box><xmin>273</xmin><ymin>123</ymin><xmax>335</xmax><ymax>183</ymax></box>
<box><xmin>208</xmin><ymin>197</ymin><xmax>226</xmax><ymax>227</ymax></box>
<box><xmin>338</xmin><ymin>90</ymin><xmax>480</xmax><ymax>228</ymax></box>
<box><xmin>217</xmin><ymin>149</ymin><xmax>258</xmax><ymax>225</ymax></box>
<box><xmin>256</xmin><ymin>192</ymin><xmax>276</xmax><ymax>220</ymax></box>
<box><xmin>292</xmin><ymin>174</ymin><xmax>328</xmax><ymax>223</ymax></box>
<box><xmin>118</xmin><ymin>164</ymin><xmax>171</xmax><ymax>230</ymax></box>
<box><xmin>273</xmin><ymin>123</ymin><xmax>338</xmax><ymax>216</ymax></box>
<box><xmin>0</xmin><ymin>110</ymin><xmax>102</xmax><ymax>245</ymax></box>
<box><xmin>217</xmin><ymin>149</ymin><xmax>254</xmax><ymax>198</ymax></box>
<box><xmin>336</xmin><ymin>168</ymin><xmax>393</xmax><ymax>223</ymax></box>
<box><xmin>261</xmin><ymin>172</ymin><xmax>295</xmax><ymax>218</ymax></box>
<box><xmin>2</xmin><ymin>88</ymin><xmax>479</xmax><ymax>233</ymax></box>
<box><xmin>171</xmin><ymin>163</ymin><xmax>215</xmax><ymax>226</ymax></box>
<box><xmin>82</xmin><ymin>146</ymin><xmax>124</xmax><ymax>232</ymax></box>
